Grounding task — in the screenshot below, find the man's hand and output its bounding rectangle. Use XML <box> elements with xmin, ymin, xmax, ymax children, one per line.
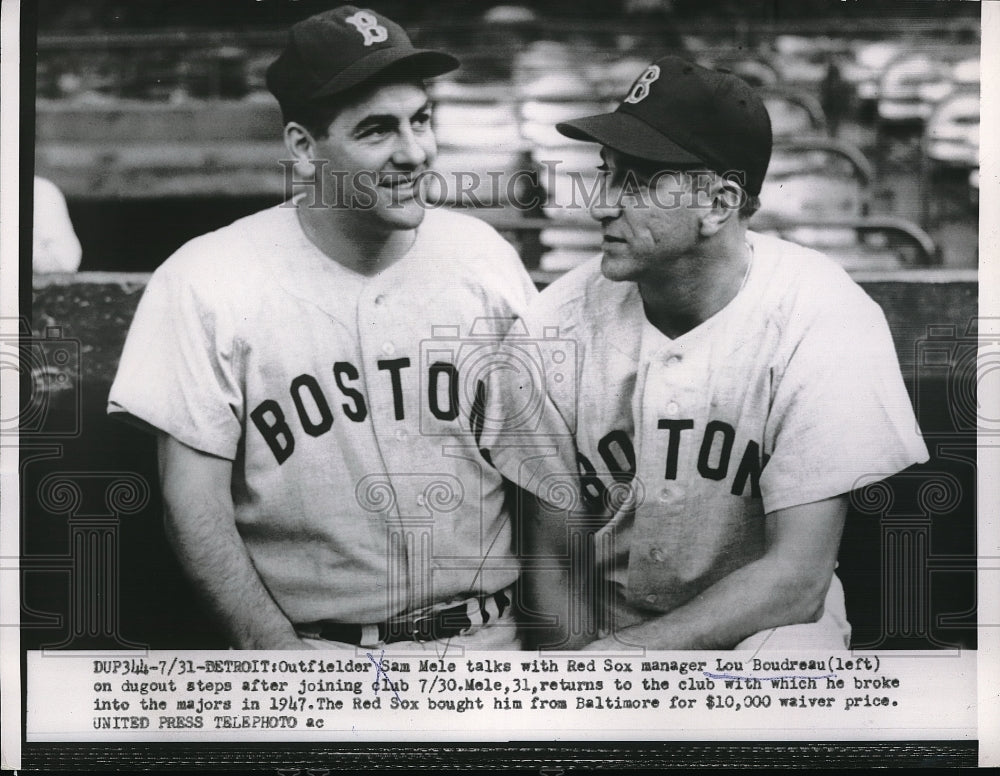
<box><xmin>158</xmin><ymin>434</ymin><xmax>312</xmax><ymax>650</ymax></box>
<box><xmin>582</xmin><ymin>495</ymin><xmax>848</xmax><ymax>651</ymax></box>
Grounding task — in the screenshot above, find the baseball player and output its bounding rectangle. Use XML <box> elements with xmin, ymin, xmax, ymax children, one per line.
<box><xmin>108</xmin><ymin>7</ymin><xmax>536</xmax><ymax>650</ymax></box>
<box><xmin>485</xmin><ymin>56</ymin><xmax>928</xmax><ymax>650</ymax></box>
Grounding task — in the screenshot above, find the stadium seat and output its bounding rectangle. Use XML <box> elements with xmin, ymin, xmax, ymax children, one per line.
<box><xmin>424</xmin><ymin>147</ymin><xmax>528</xmax><ymax>208</ymax></box>
<box><xmin>753</xmin><ymin>139</ymin><xmax>935</xmax><ymax>267</ymax></box>
<box><xmin>924</xmin><ymin>89</ymin><xmax>980</xmax><ymax>170</ymax></box>
<box><xmin>751</xmin><ymin>216</ymin><xmax>938</xmax><ymax>270</ymax></box>
<box><xmin>760</xmin><ymin>88</ymin><xmax>827</xmax><ymax>138</ymax></box>
<box><xmin>530</xmin><ymin>143</ymin><xmax>602</xmax><ymax>221</ymax></box>
<box><xmin>432</xmin><ymin>98</ymin><xmax>523</xmax><ymax>149</ymax></box>
<box><xmin>427</xmin><ymin>94</ymin><xmax>526</xmax><ymax>208</ymax></box>
<box><xmin>518</xmin><ymin>97</ymin><xmax>615</xmax><ymax>149</ymax></box>
<box><xmin>758</xmin><ymin>138</ymin><xmax>872</xmax><ymax>224</ymax></box>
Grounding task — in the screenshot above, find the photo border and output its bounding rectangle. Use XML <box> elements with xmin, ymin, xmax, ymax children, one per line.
<box><xmin>3</xmin><ymin>0</ymin><xmax>997</xmax><ymax>770</ymax></box>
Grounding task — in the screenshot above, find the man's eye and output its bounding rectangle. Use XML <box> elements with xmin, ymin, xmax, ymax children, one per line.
<box><xmin>358</xmin><ymin>126</ymin><xmax>391</xmax><ymax>139</ymax></box>
<box><xmin>412</xmin><ymin>111</ymin><xmax>432</xmax><ymax>128</ymax></box>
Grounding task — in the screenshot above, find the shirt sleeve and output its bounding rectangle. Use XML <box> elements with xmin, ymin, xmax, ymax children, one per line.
<box><xmin>480</xmin><ymin>301</ymin><xmax>581</xmax><ymax>502</ymax></box>
<box><xmin>480</xmin><ymin>218</ymin><xmax>540</xmax><ymax>319</ymax></box>
<box><xmin>761</xmin><ymin>294</ymin><xmax>929</xmax><ymax>514</ymax></box>
<box><xmin>505</xmin><ymin>240</ymin><xmax>541</xmax><ymax>314</ymax></box>
<box><xmin>107</xmin><ymin>256</ymin><xmax>244</xmax><ymax>459</ymax></box>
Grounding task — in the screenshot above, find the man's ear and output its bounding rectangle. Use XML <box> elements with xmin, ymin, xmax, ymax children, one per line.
<box><xmin>283</xmin><ymin>122</ymin><xmax>318</xmax><ymax>179</ymax></box>
<box><xmin>699</xmin><ymin>177</ymin><xmax>742</xmax><ymax>237</ymax></box>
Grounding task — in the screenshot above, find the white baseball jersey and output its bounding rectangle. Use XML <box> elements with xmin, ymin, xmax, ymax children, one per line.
<box><xmin>108</xmin><ymin>204</ymin><xmax>536</xmax><ymax>625</ymax></box>
<box><xmin>33</xmin><ymin>176</ymin><xmax>82</xmax><ymax>273</ymax></box>
<box><xmin>486</xmin><ymin>230</ymin><xmax>928</xmax><ymax>635</ymax></box>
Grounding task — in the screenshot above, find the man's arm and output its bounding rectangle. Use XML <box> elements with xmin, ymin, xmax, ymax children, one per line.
<box><xmin>582</xmin><ymin>494</ymin><xmax>848</xmax><ymax>651</ymax></box>
<box><xmin>523</xmin><ymin>492</ymin><xmax>596</xmax><ymax>650</ymax></box>
<box><xmin>158</xmin><ymin>434</ymin><xmax>311</xmax><ymax>650</ymax></box>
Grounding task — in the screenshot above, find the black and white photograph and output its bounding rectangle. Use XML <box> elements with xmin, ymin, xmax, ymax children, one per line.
<box><xmin>1</xmin><ymin>0</ymin><xmax>995</xmax><ymax>770</ymax></box>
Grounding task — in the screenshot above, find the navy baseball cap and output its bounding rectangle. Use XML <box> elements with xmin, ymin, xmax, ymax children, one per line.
<box><xmin>266</xmin><ymin>6</ymin><xmax>459</xmax><ymax>110</ymax></box>
<box><xmin>556</xmin><ymin>56</ymin><xmax>772</xmax><ymax>195</ymax></box>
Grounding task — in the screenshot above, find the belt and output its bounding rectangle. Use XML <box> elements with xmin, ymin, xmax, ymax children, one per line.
<box><xmin>302</xmin><ymin>589</ymin><xmax>511</xmax><ymax>647</ymax></box>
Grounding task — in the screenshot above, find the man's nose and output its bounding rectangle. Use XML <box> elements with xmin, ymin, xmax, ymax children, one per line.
<box><xmin>589</xmin><ymin>177</ymin><xmax>622</xmax><ymax>222</ymax></box>
<box><xmin>393</xmin><ymin>126</ymin><xmax>431</xmax><ymax>168</ymax></box>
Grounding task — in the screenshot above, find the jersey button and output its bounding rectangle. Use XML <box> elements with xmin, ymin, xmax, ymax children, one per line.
<box><xmin>381</xmin><ymin>341</ymin><xmax>395</xmax><ymax>355</ymax></box>
<box><xmin>649</xmin><ymin>548</ymin><xmax>665</xmax><ymax>563</ymax></box>
<box><xmin>374</xmin><ymin>294</ymin><xmax>386</xmax><ymax>306</ymax></box>
<box><xmin>644</xmin><ymin>594</ymin><xmax>658</xmax><ymax>605</ymax></box>
<box><xmin>658</xmin><ymin>487</ymin><xmax>674</xmax><ymax>503</ymax></box>
<box><xmin>666</xmin><ymin>401</ymin><xmax>679</xmax><ymax>415</ymax></box>
<box><xmin>395</xmin><ymin>429</ymin><xmax>407</xmax><ymax>441</ymax></box>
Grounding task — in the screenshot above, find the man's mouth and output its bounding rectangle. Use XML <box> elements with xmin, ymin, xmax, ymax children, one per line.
<box><xmin>378</xmin><ymin>172</ymin><xmax>422</xmax><ymax>190</ymax></box>
<box><xmin>602</xmin><ymin>235</ymin><xmax>627</xmax><ymax>244</ymax></box>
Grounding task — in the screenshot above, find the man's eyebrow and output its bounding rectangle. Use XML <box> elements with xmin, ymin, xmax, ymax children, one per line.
<box><xmin>351</xmin><ymin>101</ymin><xmax>432</xmax><ymax>134</ymax></box>
<box><xmin>352</xmin><ymin>114</ymin><xmax>399</xmax><ymax>134</ymax></box>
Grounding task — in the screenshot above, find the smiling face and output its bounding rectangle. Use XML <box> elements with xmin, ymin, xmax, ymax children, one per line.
<box><xmin>310</xmin><ymin>80</ymin><xmax>436</xmax><ymax>232</ymax></box>
<box><xmin>589</xmin><ymin>148</ymin><xmax>709</xmax><ymax>283</ymax></box>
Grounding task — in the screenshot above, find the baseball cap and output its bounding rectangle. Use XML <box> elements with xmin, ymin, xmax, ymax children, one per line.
<box><xmin>556</xmin><ymin>56</ymin><xmax>772</xmax><ymax>195</ymax></box>
<box><xmin>266</xmin><ymin>6</ymin><xmax>459</xmax><ymax>110</ymax></box>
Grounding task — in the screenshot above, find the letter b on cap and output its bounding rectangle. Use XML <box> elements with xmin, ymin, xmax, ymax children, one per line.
<box><xmin>624</xmin><ymin>65</ymin><xmax>660</xmax><ymax>105</ymax></box>
<box><xmin>346</xmin><ymin>11</ymin><xmax>388</xmax><ymax>46</ymax></box>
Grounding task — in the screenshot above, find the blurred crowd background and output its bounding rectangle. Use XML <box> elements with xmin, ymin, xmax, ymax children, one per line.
<box><xmin>22</xmin><ymin>1</ymin><xmax>982</xmax><ymax>651</ymax></box>
<box><xmin>31</xmin><ymin>0</ymin><xmax>981</xmax><ymax>280</ymax></box>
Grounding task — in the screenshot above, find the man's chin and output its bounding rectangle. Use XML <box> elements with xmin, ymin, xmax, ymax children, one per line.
<box><xmin>600</xmin><ymin>252</ymin><xmax>638</xmax><ymax>282</ymax></box>
<box><xmin>376</xmin><ymin>200</ymin><xmax>427</xmax><ymax>230</ymax></box>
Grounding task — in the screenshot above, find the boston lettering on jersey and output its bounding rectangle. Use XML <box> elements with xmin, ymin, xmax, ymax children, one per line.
<box><xmin>578</xmin><ymin>421</ymin><xmax>770</xmax><ymax>507</ymax></box>
<box><xmin>249</xmin><ymin>358</ymin><xmax>489</xmax><ymax>464</ymax></box>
